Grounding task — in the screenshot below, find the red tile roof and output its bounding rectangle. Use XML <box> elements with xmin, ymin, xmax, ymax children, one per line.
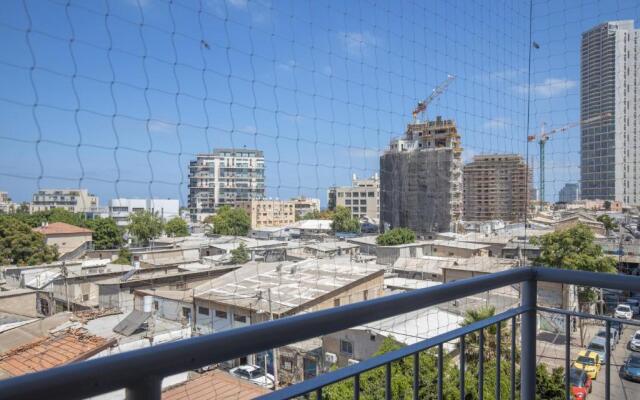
<box><xmin>163</xmin><ymin>370</ymin><xmax>270</xmax><ymax>400</ymax></box>
<box><xmin>33</xmin><ymin>222</ymin><xmax>93</xmax><ymax>235</ymax></box>
<box><xmin>0</xmin><ymin>328</ymin><xmax>112</xmax><ymax>377</ymax></box>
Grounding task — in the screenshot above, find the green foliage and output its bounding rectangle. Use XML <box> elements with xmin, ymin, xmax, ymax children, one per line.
<box><xmin>128</xmin><ymin>211</ymin><xmax>164</xmax><ymax>246</ymax></box>
<box><xmin>86</xmin><ymin>217</ymin><xmax>123</xmax><ymax>250</ymax></box>
<box><xmin>531</xmin><ymin>224</ymin><xmax>616</xmax><ymax>273</ymax></box>
<box><xmin>461</xmin><ymin>306</ymin><xmax>515</xmax><ymax>363</ymax></box>
<box><xmin>230</xmin><ymin>242</ymin><xmax>250</xmax><ymax>264</ymax></box>
<box><xmin>596</xmin><ymin>214</ymin><xmax>617</xmax><ymax>233</ymax></box>
<box><xmin>300</xmin><ymin>209</ymin><xmax>335</xmax><ymax>220</ymax></box>
<box><xmin>209</xmin><ymin>206</ymin><xmax>251</xmax><ymax>236</ymax></box>
<box><xmin>0</xmin><ymin>216</ymin><xmax>58</xmax><ymax>265</ymax></box>
<box><xmin>603</xmin><ymin>200</ymin><xmax>611</xmax><ymax>211</ymax></box>
<box><xmin>535</xmin><ymin>364</ymin><xmax>565</xmax><ymax>400</ymax></box>
<box><xmin>331</xmin><ymin>206</ymin><xmax>360</xmax><ymax>233</ymax></box>
<box><xmin>113</xmin><ymin>247</ymin><xmax>132</xmax><ymax>265</ymax></box>
<box><xmin>164</xmin><ymin>217</ymin><xmax>189</xmax><ymax>237</ymax></box>
<box><xmin>11</xmin><ymin>208</ymin><xmax>88</xmax><ymax>228</ymax></box>
<box><xmin>376</xmin><ymin>228</ymin><xmax>416</xmax><ymax>246</ymax></box>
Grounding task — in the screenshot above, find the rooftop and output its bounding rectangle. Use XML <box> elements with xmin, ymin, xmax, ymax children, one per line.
<box><xmin>162</xmin><ymin>370</ymin><xmax>269</xmax><ymax>400</ymax></box>
<box><xmin>194</xmin><ymin>258</ymin><xmax>384</xmax><ymax>315</ymax></box>
<box><xmin>0</xmin><ymin>328</ymin><xmax>112</xmax><ymax>379</ymax></box>
<box><xmin>33</xmin><ymin>222</ymin><xmax>93</xmax><ymax>235</ymax></box>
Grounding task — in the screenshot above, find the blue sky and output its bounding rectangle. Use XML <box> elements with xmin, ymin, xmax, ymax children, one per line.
<box><xmin>0</xmin><ymin>0</ymin><xmax>638</xmax><ymax>206</ymax></box>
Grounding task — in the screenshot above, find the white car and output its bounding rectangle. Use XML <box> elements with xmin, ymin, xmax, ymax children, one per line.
<box><xmin>229</xmin><ymin>365</ymin><xmax>275</xmax><ymax>388</ymax></box>
<box><xmin>615</xmin><ymin>304</ymin><xmax>634</xmax><ymax>320</ymax></box>
<box><xmin>629</xmin><ymin>330</ymin><xmax>640</xmax><ymax>352</ymax></box>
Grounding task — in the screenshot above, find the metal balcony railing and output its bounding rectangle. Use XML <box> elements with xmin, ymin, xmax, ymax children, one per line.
<box><xmin>0</xmin><ymin>267</ymin><xmax>639</xmax><ymax>400</ymax></box>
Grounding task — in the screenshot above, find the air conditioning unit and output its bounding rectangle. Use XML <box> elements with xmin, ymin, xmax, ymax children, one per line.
<box><xmin>347</xmin><ymin>359</ymin><xmax>359</xmax><ymax>366</ymax></box>
<box><xmin>324</xmin><ymin>352</ymin><xmax>337</xmax><ymax>364</ymax></box>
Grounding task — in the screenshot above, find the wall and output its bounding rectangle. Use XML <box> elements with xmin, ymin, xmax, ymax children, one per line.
<box><xmin>323</xmin><ymin>329</ymin><xmax>386</xmax><ymax>367</ymax></box>
<box><xmin>45</xmin><ymin>232</ymin><xmax>92</xmax><ymax>256</ymax></box>
<box><xmin>0</xmin><ymin>292</ymin><xmax>38</xmax><ymax>317</ymax></box>
<box><xmin>193</xmin><ymin>299</ymin><xmax>254</xmax><ymax>336</ymax></box>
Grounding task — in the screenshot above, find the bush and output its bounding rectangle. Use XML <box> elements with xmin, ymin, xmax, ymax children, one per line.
<box><xmin>376</xmin><ymin>228</ymin><xmax>416</xmax><ymax>246</ymax></box>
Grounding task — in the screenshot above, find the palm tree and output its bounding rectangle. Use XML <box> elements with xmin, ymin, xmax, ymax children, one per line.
<box><xmin>460</xmin><ymin>306</ymin><xmax>514</xmax><ymax>362</ymax></box>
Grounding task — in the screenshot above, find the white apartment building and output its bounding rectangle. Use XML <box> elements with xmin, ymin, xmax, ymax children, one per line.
<box><xmin>581</xmin><ymin>20</ymin><xmax>640</xmax><ymax>205</ymax></box>
<box><xmin>0</xmin><ymin>192</ymin><xmax>16</xmax><ymax>214</ymax></box>
<box><xmin>108</xmin><ymin>199</ymin><xmax>180</xmax><ymax>226</ymax></box>
<box><xmin>188</xmin><ymin>149</ymin><xmax>265</xmax><ymax>222</ymax></box>
<box><xmin>31</xmin><ymin>189</ymin><xmax>99</xmax><ymax>213</ymax></box>
<box><xmin>328</xmin><ymin>174</ymin><xmax>380</xmax><ymax>221</ymax></box>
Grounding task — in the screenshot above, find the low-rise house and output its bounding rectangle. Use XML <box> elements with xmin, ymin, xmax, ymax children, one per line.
<box><xmin>391</xmin><ymin>256</ymin><xmax>451</xmax><ymax>281</ymax></box>
<box><xmin>33</xmin><ymin>222</ymin><xmax>93</xmax><ymax>257</ymax></box>
<box><xmin>322</xmin><ymin>307</ymin><xmax>462</xmax><ymax>368</ymax></box>
<box><xmin>440</xmin><ymin>256</ymin><xmax>518</xmax><ymax>283</ymax></box>
<box><xmin>425</xmin><ymin>240</ymin><xmax>491</xmax><ymax>258</ymax></box>
<box><xmin>555</xmin><ymin>212</ymin><xmax>606</xmax><ymax>235</ymax></box>
<box><xmin>0</xmin><ymin>289</ymin><xmax>38</xmax><ymax>317</ymax></box>
<box><xmin>162</xmin><ymin>370</ymin><xmax>270</xmax><ymax>400</ymax></box>
<box><xmin>346</xmin><ymin>235</ymin><xmax>379</xmax><ymax>255</ymax></box>
<box><xmin>376</xmin><ymin>242</ymin><xmax>430</xmax><ymax>265</ymax></box>
<box><xmin>299</xmin><ymin>241</ymin><xmax>360</xmax><ymax>258</ymax></box>
<box><xmin>286</xmin><ymin>219</ymin><xmax>332</xmax><ymax>239</ymax></box>
<box><xmin>133</xmin><ymin>289</ymin><xmax>194</xmax><ymax>324</ymax></box>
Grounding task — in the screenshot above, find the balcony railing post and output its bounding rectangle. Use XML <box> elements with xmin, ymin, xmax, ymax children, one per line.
<box><xmin>520</xmin><ymin>279</ymin><xmax>537</xmax><ymax>400</ymax></box>
<box><xmin>125</xmin><ymin>376</ymin><xmax>162</xmax><ymax>400</ymax></box>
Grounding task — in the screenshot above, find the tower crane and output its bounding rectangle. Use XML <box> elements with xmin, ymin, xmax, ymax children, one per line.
<box><xmin>528</xmin><ymin>113</ymin><xmax>610</xmax><ymax>203</ymax></box>
<box><xmin>412</xmin><ymin>74</ymin><xmax>456</xmax><ymax>122</ymax></box>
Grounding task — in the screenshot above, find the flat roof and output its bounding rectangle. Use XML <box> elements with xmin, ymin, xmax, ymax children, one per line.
<box><xmin>427</xmin><ymin>240</ymin><xmax>491</xmax><ymax>250</ymax></box>
<box><xmin>194</xmin><ymin>257</ymin><xmax>384</xmax><ymax>315</ymax></box>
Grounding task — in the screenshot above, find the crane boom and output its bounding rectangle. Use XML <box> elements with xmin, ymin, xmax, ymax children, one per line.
<box><xmin>412</xmin><ymin>75</ymin><xmax>456</xmax><ymax>121</ymax></box>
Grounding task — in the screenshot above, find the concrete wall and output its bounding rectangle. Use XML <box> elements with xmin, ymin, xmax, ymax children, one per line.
<box><xmin>45</xmin><ymin>232</ymin><xmax>92</xmax><ymax>256</ymax></box>
<box><xmin>376</xmin><ymin>245</ymin><xmax>424</xmax><ymax>265</ymax></box>
<box><xmin>0</xmin><ymin>291</ymin><xmax>38</xmax><ymax>317</ymax></box>
<box><xmin>138</xmin><ymin>248</ymin><xmax>200</xmax><ymax>266</ymax></box>
<box><xmin>323</xmin><ymin>329</ymin><xmax>386</xmax><ymax>367</ymax></box>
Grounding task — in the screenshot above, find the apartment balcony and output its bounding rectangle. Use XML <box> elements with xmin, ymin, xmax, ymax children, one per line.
<box><xmin>0</xmin><ymin>267</ymin><xmax>637</xmax><ymax>400</ymax></box>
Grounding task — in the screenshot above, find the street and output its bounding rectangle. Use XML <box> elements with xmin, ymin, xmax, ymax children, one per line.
<box><xmin>537</xmin><ymin>320</ymin><xmax>640</xmax><ymax>399</ymax></box>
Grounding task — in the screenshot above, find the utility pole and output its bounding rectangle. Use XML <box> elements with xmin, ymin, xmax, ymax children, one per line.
<box><xmin>61</xmin><ymin>261</ymin><xmax>70</xmax><ymax>311</ymax></box>
<box><xmin>268</xmin><ymin>288</ymin><xmax>279</xmax><ymax>389</ymax></box>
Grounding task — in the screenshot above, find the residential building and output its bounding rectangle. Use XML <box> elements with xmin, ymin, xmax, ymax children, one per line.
<box><xmin>31</xmin><ymin>189</ymin><xmax>99</xmax><ymax>213</ymax></box>
<box><xmin>558</xmin><ymin>183</ymin><xmax>579</xmax><ymax>203</ymax></box>
<box><xmin>33</xmin><ymin>222</ymin><xmax>93</xmax><ymax>257</ymax></box>
<box><xmin>188</xmin><ymin>149</ymin><xmax>265</xmax><ymax>222</ymax></box>
<box><xmin>236</xmin><ymin>199</ymin><xmax>296</xmax><ymax>228</ymax></box>
<box><xmin>0</xmin><ymin>192</ymin><xmax>16</xmax><ymax>214</ymax></box>
<box><xmin>380</xmin><ymin>116</ymin><xmax>463</xmax><ymax>234</ymax></box>
<box><xmin>463</xmin><ymin>154</ymin><xmax>532</xmax><ymax>222</ymax></box>
<box><xmin>290</xmin><ymin>196</ymin><xmax>321</xmax><ymax>218</ymax></box>
<box><xmin>581</xmin><ymin>20</ymin><xmax>640</xmax><ymax>205</ymax></box>
<box><xmin>108</xmin><ymin>198</ymin><xmax>180</xmax><ymax>227</ymax></box>
<box><xmin>327</xmin><ymin>174</ymin><xmax>380</xmax><ymax>221</ymax></box>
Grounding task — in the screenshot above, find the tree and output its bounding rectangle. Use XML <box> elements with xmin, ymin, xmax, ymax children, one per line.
<box><xmin>461</xmin><ymin>306</ymin><xmax>514</xmax><ymax>363</ymax></box>
<box><xmin>113</xmin><ymin>247</ymin><xmax>132</xmax><ymax>265</ymax></box>
<box><xmin>596</xmin><ymin>214</ymin><xmax>617</xmax><ymax>235</ymax></box>
<box><xmin>534</xmin><ymin>364</ymin><xmax>565</xmax><ymax>400</ymax></box>
<box><xmin>128</xmin><ymin>211</ymin><xmax>164</xmax><ymax>246</ymax></box>
<box><xmin>603</xmin><ymin>200</ymin><xmax>611</xmax><ymax>211</ymax></box>
<box><xmin>209</xmin><ymin>206</ymin><xmax>251</xmax><ymax>236</ymax></box>
<box><xmin>164</xmin><ymin>217</ymin><xmax>189</xmax><ymax>237</ymax></box>
<box><xmin>230</xmin><ymin>242</ymin><xmax>250</xmax><ymax>264</ymax></box>
<box><xmin>331</xmin><ymin>206</ymin><xmax>360</xmax><ymax>233</ymax></box>
<box><xmin>0</xmin><ymin>216</ymin><xmax>58</xmax><ymax>265</ymax></box>
<box><xmin>376</xmin><ymin>228</ymin><xmax>416</xmax><ymax>246</ymax></box>
<box><xmin>86</xmin><ymin>217</ymin><xmax>123</xmax><ymax>250</ymax></box>
<box><xmin>300</xmin><ymin>209</ymin><xmax>335</xmax><ymax>221</ymax></box>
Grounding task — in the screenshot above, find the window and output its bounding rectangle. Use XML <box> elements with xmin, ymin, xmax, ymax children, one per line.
<box><xmin>198</xmin><ymin>306</ymin><xmax>210</xmax><ymax>316</ymax></box>
<box><xmin>182</xmin><ymin>307</ymin><xmax>192</xmax><ymax>319</ymax></box>
<box><xmin>363</xmin><ymin>290</ymin><xmax>368</xmax><ymax>301</ymax></box>
<box><xmin>153</xmin><ymin>301</ymin><xmax>159</xmax><ymax>311</ymax></box>
<box><xmin>215</xmin><ymin>310</ymin><xmax>228</xmax><ymax>319</ymax></box>
<box><xmin>281</xmin><ymin>357</ymin><xmax>294</xmax><ymax>371</ymax></box>
<box><xmin>368</xmin><ymin>192</ymin><xmax>375</xmax><ymax>197</ymax></box>
<box><xmin>345</xmin><ymin>199</ymin><xmax>351</xmax><ymax>205</ymax></box>
<box><xmin>370</xmin><ymin>334</ymin><xmax>376</xmax><ymax>341</ymax></box>
<box><xmin>234</xmin><ymin>314</ymin><xmax>247</xmax><ymax>323</ymax></box>
<box><xmin>340</xmin><ymin>340</ymin><xmax>353</xmax><ymax>355</ymax></box>
<box><xmin>334</xmin><ymin>298</ymin><xmax>340</xmax><ymax>307</ymax></box>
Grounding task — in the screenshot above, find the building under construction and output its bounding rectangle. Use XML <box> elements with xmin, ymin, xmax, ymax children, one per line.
<box><xmin>380</xmin><ymin>116</ymin><xmax>463</xmax><ymax>234</ymax></box>
<box><xmin>463</xmin><ymin>154</ymin><xmax>532</xmax><ymax>222</ymax></box>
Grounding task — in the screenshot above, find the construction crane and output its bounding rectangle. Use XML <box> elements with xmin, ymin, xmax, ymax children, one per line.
<box><xmin>528</xmin><ymin>113</ymin><xmax>610</xmax><ymax>203</ymax></box>
<box><xmin>412</xmin><ymin>74</ymin><xmax>456</xmax><ymax>122</ymax></box>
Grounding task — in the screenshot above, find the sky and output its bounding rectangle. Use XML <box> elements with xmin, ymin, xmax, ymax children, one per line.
<box><xmin>0</xmin><ymin>0</ymin><xmax>639</xmax><ymax>206</ymax></box>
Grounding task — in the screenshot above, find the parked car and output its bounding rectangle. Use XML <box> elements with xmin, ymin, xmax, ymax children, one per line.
<box><xmin>629</xmin><ymin>330</ymin><xmax>640</xmax><ymax>352</ymax></box>
<box><xmin>615</xmin><ymin>304</ymin><xmax>633</xmax><ymax>320</ymax></box>
<box><xmin>574</xmin><ymin>350</ymin><xmax>601</xmax><ymax>380</ymax></box>
<box><xmin>586</xmin><ymin>337</ymin><xmax>608</xmax><ymax>362</ymax></box>
<box><xmin>229</xmin><ymin>365</ymin><xmax>275</xmax><ymax>388</ymax></box>
<box><xmin>569</xmin><ymin>367</ymin><xmax>592</xmax><ymax>399</ymax></box>
<box><xmin>595</xmin><ymin>329</ymin><xmax>618</xmax><ymax>349</ymax></box>
<box><xmin>620</xmin><ymin>353</ymin><xmax>640</xmax><ymax>382</ymax></box>
<box><xmin>626</xmin><ymin>299</ymin><xmax>640</xmax><ymax>315</ymax></box>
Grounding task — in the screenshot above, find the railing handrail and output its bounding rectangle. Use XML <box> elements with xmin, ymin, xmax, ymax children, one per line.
<box><xmin>0</xmin><ymin>267</ymin><xmax>638</xmax><ymax>400</ymax></box>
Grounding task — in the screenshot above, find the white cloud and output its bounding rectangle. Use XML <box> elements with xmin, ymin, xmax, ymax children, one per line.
<box><xmin>482</xmin><ymin>117</ymin><xmax>509</xmax><ymax>130</ymax></box>
<box><xmin>148</xmin><ymin>120</ymin><xmax>176</xmax><ymax>134</ymax></box>
<box><xmin>516</xmin><ymin>78</ymin><xmax>577</xmax><ymax>97</ymax></box>
<box><xmin>340</xmin><ymin>31</ymin><xmax>377</xmax><ymax>57</ymax></box>
<box><xmin>227</xmin><ymin>0</ymin><xmax>248</xmax><ymax>9</ymax></box>
<box><xmin>277</xmin><ymin>60</ymin><xmax>297</xmax><ymax>72</ymax></box>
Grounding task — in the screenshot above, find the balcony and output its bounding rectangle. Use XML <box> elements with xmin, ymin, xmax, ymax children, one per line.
<box><xmin>0</xmin><ymin>267</ymin><xmax>637</xmax><ymax>400</ymax></box>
